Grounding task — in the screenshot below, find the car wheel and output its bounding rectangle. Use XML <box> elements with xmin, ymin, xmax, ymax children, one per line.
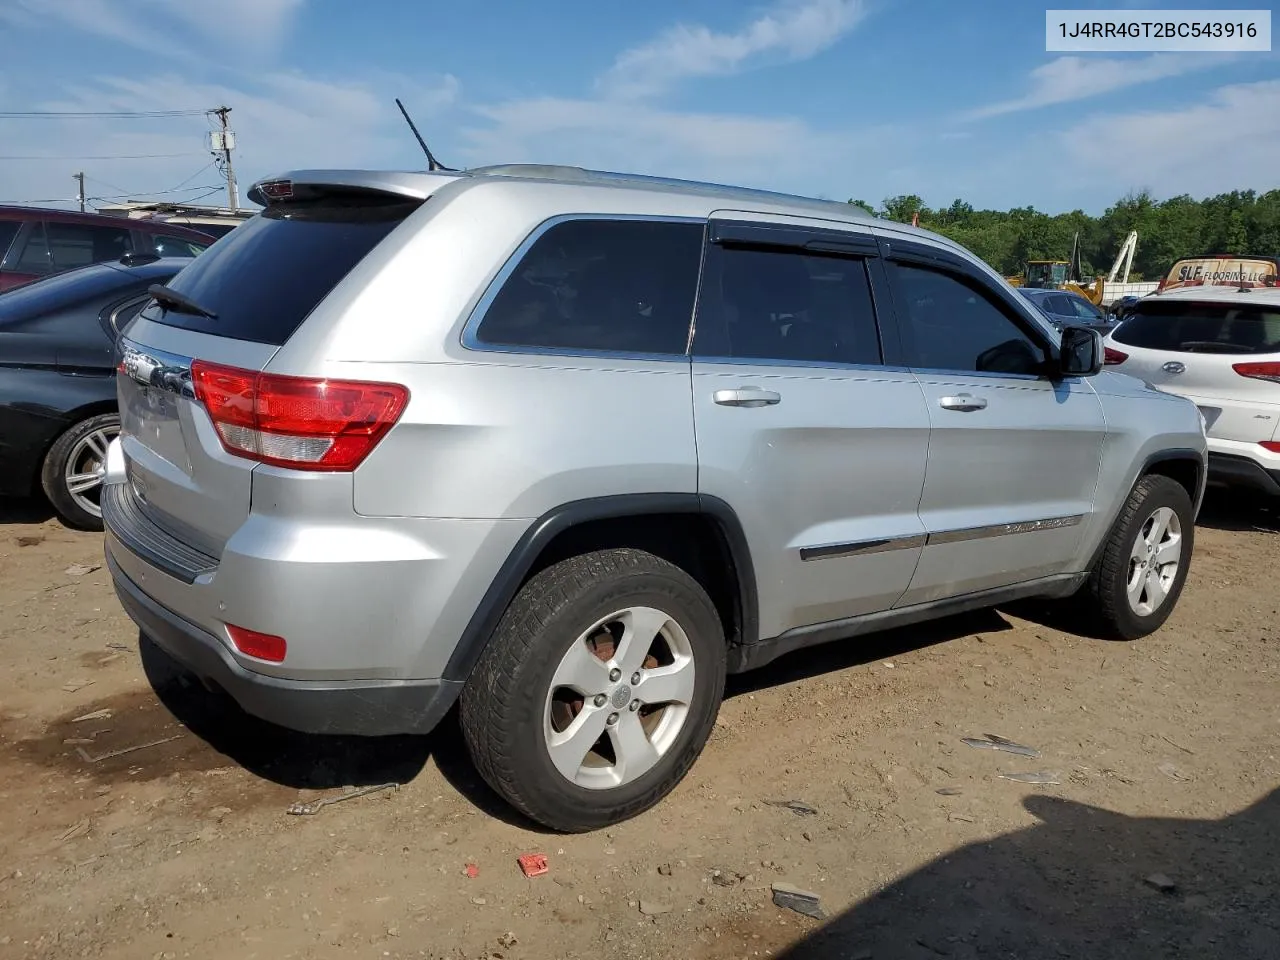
<box><xmin>40</xmin><ymin>413</ymin><xmax>119</xmax><ymax>532</ymax></box>
<box><xmin>460</xmin><ymin>548</ymin><xmax>726</xmax><ymax>832</ymax></box>
<box><xmin>1087</xmin><ymin>474</ymin><xmax>1194</xmax><ymax>640</ymax></box>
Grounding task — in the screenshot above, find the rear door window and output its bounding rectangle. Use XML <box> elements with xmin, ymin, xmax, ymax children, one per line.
<box><xmin>474</xmin><ymin>218</ymin><xmax>704</xmax><ymax>356</ymax></box>
<box><xmin>14</xmin><ymin>222</ymin><xmax>53</xmax><ymax>275</ymax></box>
<box><xmin>1112</xmin><ymin>300</ymin><xmax>1280</xmax><ymax>355</ymax></box>
<box><xmin>141</xmin><ymin>193</ymin><xmax>422</xmax><ymax>345</ymax></box>
<box><xmin>0</xmin><ymin>221</ymin><xmax>20</xmax><ymax>261</ymax></box>
<box><xmin>693</xmin><ymin>244</ymin><xmax>882</xmax><ymax>365</ymax></box>
<box><xmin>45</xmin><ymin>222</ymin><xmax>133</xmax><ymax>270</ymax></box>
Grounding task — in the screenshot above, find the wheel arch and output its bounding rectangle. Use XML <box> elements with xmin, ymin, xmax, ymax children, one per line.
<box><xmin>442</xmin><ymin>494</ymin><xmax>758</xmax><ymax>683</ymax></box>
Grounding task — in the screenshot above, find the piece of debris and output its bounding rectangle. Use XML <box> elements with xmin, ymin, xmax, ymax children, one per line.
<box><xmin>657</xmin><ymin>862</ymin><xmax>672</xmax><ymax>876</ymax></box>
<box><xmin>764</xmin><ymin>799</ymin><xmax>818</xmax><ymax>817</ymax></box>
<box><xmin>57</xmin><ymin>819</ymin><xmax>91</xmax><ymax>843</ymax></box>
<box><xmin>961</xmin><ymin>734</ymin><xmax>1040</xmax><ymax>758</ymax></box>
<box><xmin>1144</xmin><ymin>873</ymin><xmax>1177</xmax><ymax>894</ymax></box>
<box><xmin>464</xmin><ymin>863</ymin><xmax>480</xmax><ymax>879</ymax></box>
<box><xmin>771</xmin><ymin>882</ymin><xmax>827</xmax><ymax>920</ymax></box>
<box><xmin>75</xmin><ymin>734</ymin><xmax>183</xmax><ymax>764</ymax></box>
<box><xmin>710</xmin><ymin>868</ymin><xmax>743</xmax><ymax>887</ymax></box>
<box><xmin>207</xmin><ymin>807</ymin><xmax>232</xmax><ymax>822</ymax></box>
<box><xmin>1160</xmin><ymin>735</ymin><xmax>1194</xmax><ymax>756</ymax></box>
<box><xmin>498</xmin><ymin>933</ymin><xmax>518</xmax><ymax>948</ymax></box>
<box><xmin>1157</xmin><ymin>762</ymin><xmax>1192</xmax><ymax>783</ymax></box>
<box><xmin>998</xmin><ymin>771</ymin><xmax>1061</xmax><ymax>785</ymax></box>
<box><xmin>64</xmin><ymin>562</ymin><xmax>102</xmax><ymax>577</ymax></box>
<box><xmin>935</xmin><ymin>787</ymin><xmax>963</xmax><ymax>796</ymax></box>
<box><xmin>517</xmin><ymin>853</ymin><xmax>549</xmax><ymax>878</ymax></box>
<box><xmin>471</xmin><ymin>897</ymin><xmax>487</xmax><ymax>906</ymax></box>
<box><xmin>949</xmin><ymin>813</ymin><xmax>976</xmax><ymax>823</ymax></box>
<box><xmin>72</xmin><ymin>708</ymin><xmax>113</xmax><ymax>723</ymax></box>
<box><xmin>62</xmin><ymin>680</ymin><xmax>95</xmax><ymax>693</ymax></box>
<box><xmin>639</xmin><ymin>900</ymin><xmax>672</xmax><ymax>917</ymax></box>
<box><xmin>286</xmin><ymin>782</ymin><xmax>398</xmax><ymax>815</ymax></box>
<box><xmin>16</xmin><ymin>535</ymin><xmax>43</xmax><ymax>547</ymax></box>
<box><xmin>62</xmin><ymin>738</ymin><xmax>95</xmax><ymax>745</ymax></box>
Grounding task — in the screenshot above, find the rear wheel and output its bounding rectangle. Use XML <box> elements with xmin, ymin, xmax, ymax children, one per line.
<box><xmin>1086</xmin><ymin>474</ymin><xmax>1194</xmax><ymax>639</ymax></box>
<box><xmin>460</xmin><ymin>548</ymin><xmax>726</xmax><ymax>832</ymax></box>
<box><xmin>40</xmin><ymin>413</ymin><xmax>119</xmax><ymax>531</ymax></box>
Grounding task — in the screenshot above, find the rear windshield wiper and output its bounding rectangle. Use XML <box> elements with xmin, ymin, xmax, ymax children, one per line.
<box><xmin>148</xmin><ymin>283</ymin><xmax>218</xmax><ymax>320</ymax></box>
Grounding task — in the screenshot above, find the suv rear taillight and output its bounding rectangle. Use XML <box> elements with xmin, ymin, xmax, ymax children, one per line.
<box><xmin>1104</xmin><ymin>347</ymin><xmax>1128</xmax><ymax>365</ymax></box>
<box><xmin>1232</xmin><ymin>361</ymin><xmax>1280</xmax><ymax>384</ymax></box>
<box><xmin>191</xmin><ymin>361</ymin><xmax>409</xmax><ymax>471</ymax></box>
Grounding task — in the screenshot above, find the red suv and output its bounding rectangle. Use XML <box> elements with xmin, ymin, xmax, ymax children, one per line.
<box><xmin>0</xmin><ymin>207</ymin><xmax>215</xmax><ymax>291</ymax></box>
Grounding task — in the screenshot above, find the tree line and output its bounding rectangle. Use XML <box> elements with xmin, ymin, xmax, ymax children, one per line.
<box><xmin>848</xmin><ymin>189</ymin><xmax>1280</xmax><ymax>281</ymax></box>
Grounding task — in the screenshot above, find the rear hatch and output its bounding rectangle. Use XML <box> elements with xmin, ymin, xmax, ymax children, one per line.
<box><xmin>1108</xmin><ymin>297</ymin><xmax>1280</xmax><ymax>441</ymax></box>
<box><xmin>116</xmin><ymin>184</ymin><xmax>425</xmax><ymax>556</ymax></box>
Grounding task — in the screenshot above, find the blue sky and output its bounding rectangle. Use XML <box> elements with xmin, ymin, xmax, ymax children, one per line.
<box><xmin>0</xmin><ymin>0</ymin><xmax>1276</xmax><ymax>214</ymax></box>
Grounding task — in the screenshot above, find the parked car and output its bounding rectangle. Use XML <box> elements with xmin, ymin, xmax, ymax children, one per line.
<box><xmin>1017</xmin><ymin>287</ymin><xmax>1115</xmax><ymax>333</ymax></box>
<box><xmin>102</xmin><ymin>166</ymin><xmax>1206</xmax><ymax>832</ymax></box>
<box><xmin>0</xmin><ymin>207</ymin><xmax>212</xmax><ymax>291</ymax></box>
<box><xmin>0</xmin><ymin>254</ymin><xmax>187</xmax><ymax>528</ymax></box>
<box><xmin>1108</xmin><ymin>294</ymin><xmax>1144</xmax><ymax>323</ymax></box>
<box><xmin>1105</xmin><ymin>286</ymin><xmax>1280</xmax><ymax>497</ymax></box>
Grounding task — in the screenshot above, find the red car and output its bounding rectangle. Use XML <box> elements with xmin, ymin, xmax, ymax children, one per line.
<box><xmin>0</xmin><ymin>207</ymin><xmax>215</xmax><ymax>291</ymax></box>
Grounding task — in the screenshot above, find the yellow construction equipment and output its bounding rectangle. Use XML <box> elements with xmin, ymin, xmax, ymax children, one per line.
<box><xmin>1005</xmin><ymin>231</ymin><xmax>1139</xmax><ymax>306</ymax></box>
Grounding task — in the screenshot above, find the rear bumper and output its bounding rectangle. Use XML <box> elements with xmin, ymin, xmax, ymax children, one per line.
<box><xmin>107</xmin><ymin>549</ymin><xmax>461</xmax><ymax>736</ymax></box>
<box><xmin>1207</xmin><ymin>452</ymin><xmax>1280</xmax><ymax>497</ymax></box>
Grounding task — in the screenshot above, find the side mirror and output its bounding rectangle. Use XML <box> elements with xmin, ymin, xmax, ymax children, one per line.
<box><xmin>1060</xmin><ymin>325</ymin><xmax>1103</xmax><ymax>377</ymax></box>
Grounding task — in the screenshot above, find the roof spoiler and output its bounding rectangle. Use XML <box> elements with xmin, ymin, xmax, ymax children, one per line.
<box><xmin>247</xmin><ymin>170</ymin><xmax>455</xmax><ymax>207</ymax></box>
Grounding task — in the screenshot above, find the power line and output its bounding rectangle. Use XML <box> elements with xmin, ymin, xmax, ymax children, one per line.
<box><xmin>0</xmin><ymin>109</ymin><xmax>209</xmax><ymax>119</ymax></box>
<box><xmin>5</xmin><ymin>183</ymin><xmax>225</xmax><ymax>206</ymax></box>
<box><xmin>0</xmin><ymin>152</ymin><xmax>203</xmax><ymax>161</ymax></box>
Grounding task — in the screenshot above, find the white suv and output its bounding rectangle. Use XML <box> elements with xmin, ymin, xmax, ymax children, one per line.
<box><xmin>1105</xmin><ymin>285</ymin><xmax>1280</xmax><ymax>496</ymax></box>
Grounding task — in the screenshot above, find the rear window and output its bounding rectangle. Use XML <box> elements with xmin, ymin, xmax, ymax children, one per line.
<box><xmin>1112</xmin><ymin>299</ymin><xmax>1280</xmax><ymax>355</ymax></box>
<box><xmin>142</xmin><ymin>194</ymin><xmax>421</xmax><ymax>345</ymax></box>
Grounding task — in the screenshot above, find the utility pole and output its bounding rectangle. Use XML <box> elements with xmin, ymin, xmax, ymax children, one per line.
<box><xmin>73</xmin><ymin>171</ymin><xmax>85</xmax><ymax>212</ymax></box>
<box><xmin>211</xmin><ymin>106</ymin><xmax>238</xmax><ymax>212</ymax></box>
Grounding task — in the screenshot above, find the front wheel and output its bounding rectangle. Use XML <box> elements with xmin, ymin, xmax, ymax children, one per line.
<box><xmin>40</xmin><ymin>413</ymin><xmax>119</xmax><ymax>531</ymax></box>
<box><xmin>1086</xmin><ymin>474</ymin><xmax>1194</xmax><ymax>640</ymax></box>
<box><xmin>459</xmin><ymin>548</ymin><xmax>726</xmax><ymax>832</ymax></box>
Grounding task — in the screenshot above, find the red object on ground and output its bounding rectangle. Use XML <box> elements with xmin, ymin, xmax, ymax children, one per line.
<box><xmin>517</xmin><ymin>854</ymin><xmax>549</xmax><ymax>878</ymax></box>
<box><xmin>464</xmin><ymin>863</ymin><xmax>479</xmax><ymax>879</ymax></box>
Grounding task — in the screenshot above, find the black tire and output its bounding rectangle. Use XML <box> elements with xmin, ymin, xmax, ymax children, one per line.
<box><xmin>459</xmin><ymin>548</ymin><xmax>726</xmax><ymax>832</ymax></box>
<box><xmin>40</xmin><ymin>413</ymin><xmax>119</xmax><ymax>532</ymax></box>
<box><xmin>1086</xmin><ymin>474</ymin><xmax>1194</xmax><ymax>640</ymax></box>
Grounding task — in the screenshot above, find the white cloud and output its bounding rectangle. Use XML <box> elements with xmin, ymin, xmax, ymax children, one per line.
<box><xmin>963</xmin><ymin>53</ymin><xmax>1234</xmax><ymax>120</ymax></box>
<box><xmin>1058</xmin><ymin>78</ymin><xmax>1280</xmax><ymax>199</ymax></box>
<box><xmin>599</xmin><ymin>0</ymin><xmax>867</xmax><ymax>100</ymax></box>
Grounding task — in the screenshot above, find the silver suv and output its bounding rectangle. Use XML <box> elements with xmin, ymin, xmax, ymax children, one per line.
<box><xmin>102</xmin><ymin>166</ymin><xmax>1207</xmax><ymax>831</ymax></box>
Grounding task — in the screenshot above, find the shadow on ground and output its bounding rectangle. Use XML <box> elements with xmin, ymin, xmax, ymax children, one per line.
<box><xmin>138</xmin><ymin>635</ymin><xmax>552</xmax><ymax>831</ymax></box>
<box><xmin>0</xmin><ymin>496</ymin><xmax>54</xmax><ymax>526</ymax></box>
<box><xmin>778</xmin><ymin>789</ymin><xmax>1280</xmax><ymax>960</ymax></box>
<box><xmin>1196</xmin><ymin>487</ymin><xmax>1280</xmax><ymax>534</ymax></box>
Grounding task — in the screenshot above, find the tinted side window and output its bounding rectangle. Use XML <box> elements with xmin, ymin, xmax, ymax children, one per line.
<box><xmin>889</xmin><ymin>262</ymin><xmax>1045</xmax><ymax>375</ymax></box>
<box><xmin>475</xmin><ymin>219</ymin><xmax>703</xmax><ymax>355</ymax></box>
<box><xmin>151</xmin><ymin>234</ymin><xmax>206</xmax><ymax>258</ymax></box>
<box><xmin>46</xmin><ymin>222</ymin><xmax>132</xmax><ymax>270</ymax></box>
<box><xmin>695</xmin><ymin>246</ymin><xmax>881</xmax><ymax>365</ymax></box>
<box><xmin>0</xmin><ymin>221</ymin><xmax>19</xmax><ymax>260</ymax></box>
<box><xmin>15</xmin><ymin>223</ymin><xmax>52</xmax><ymax>274</ymax></box>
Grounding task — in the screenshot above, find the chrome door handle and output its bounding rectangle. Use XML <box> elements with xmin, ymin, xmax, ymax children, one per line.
<box><xmin>938</xmin><ymin>393</ymin><xmax>987</xmax><ymax>412</ymax></box>
<box><xmin>713</xmin><ymin>387</ymin><xmax>781</xmax><ymax>408</ymax></box>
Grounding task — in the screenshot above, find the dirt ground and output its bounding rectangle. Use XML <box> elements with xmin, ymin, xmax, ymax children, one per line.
<box><xmin>1</xmin><ymin>492</ymin><xmax>1278</xmax><ymax>960</ymax></box>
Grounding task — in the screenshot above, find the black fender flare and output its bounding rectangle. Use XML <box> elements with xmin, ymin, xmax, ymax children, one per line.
<box><xmin>441</xmin><ymin>493</ymin><xmax>758</xmax><ymax>683</ymax></box>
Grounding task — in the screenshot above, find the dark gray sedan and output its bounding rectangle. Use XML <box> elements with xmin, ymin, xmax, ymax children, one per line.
<box><xmin>1017</xmin><ymin>287</ymin><xmax>1115</xmax><ymax>333</ymax></box>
